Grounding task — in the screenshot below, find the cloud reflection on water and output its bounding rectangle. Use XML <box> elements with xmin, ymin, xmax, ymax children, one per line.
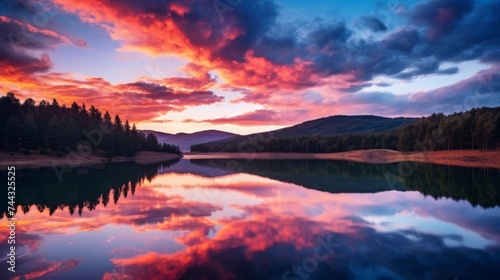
<box><xmin>1</xmin><ymin>159</ymin><xmax>499</xmax><ymax>279</ymax></box>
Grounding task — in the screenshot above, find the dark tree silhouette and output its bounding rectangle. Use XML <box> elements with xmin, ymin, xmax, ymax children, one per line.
<box><xmin>0</xmin><ymin>92</ymin><xmax>182</xmax><ymax>156</ymax></box>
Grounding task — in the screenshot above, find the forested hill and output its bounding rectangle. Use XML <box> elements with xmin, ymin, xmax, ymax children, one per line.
<box><xmin>270</xmin><ymin>115</ymin><xmax>418</xmax><ymax>138</ymax></box>
<box><xmin>0</xmin><ymin>92</ymin><xmax>181</xmax><ymax>157</ymax></box>
<box><xmin>191</xmin><ymin>115</ymin><xmax>417</xmax><ymax>152</ymax></box>
<box><xmin>191</xmin><ymin>107</ymin><xmax>500</xmax><ymax>153</ymax></box>
<box><xmin>142</xmin><ymin>129</ymin><xmax>239</xmax><ymax>151</ymax></box>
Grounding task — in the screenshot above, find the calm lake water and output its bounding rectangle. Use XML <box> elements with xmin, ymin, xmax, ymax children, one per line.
<box><xmin>1</xmin><ymin>158</ymin><xmax>500</xmax><ymax>280</ymax></box>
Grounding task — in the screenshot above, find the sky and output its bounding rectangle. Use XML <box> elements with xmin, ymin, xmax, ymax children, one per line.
<box><xmin>1</xmin><ymin>0</ymin><xmax>499</xmax><ymax>134</ymax></box>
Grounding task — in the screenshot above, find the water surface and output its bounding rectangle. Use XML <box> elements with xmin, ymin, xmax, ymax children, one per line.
<box><xmin>1</xmin><ymin>159</ymin><xmax>500</xmax><ymax>280</ymax></box>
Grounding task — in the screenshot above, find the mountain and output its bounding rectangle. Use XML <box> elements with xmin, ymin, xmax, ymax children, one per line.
<box><xmin>269</xmin><ymin>115</ymin><xmax>418</xmax><ymax>138</ymax></box>
<box><xmin>142</xmin><ymin>130</ymin><xmax>239</xmax><ymax>151</ymax></box>
<box><xmin>192</xmin><ymin>115</ymin><xmax>418</xmax><ymax>152</ymax></box>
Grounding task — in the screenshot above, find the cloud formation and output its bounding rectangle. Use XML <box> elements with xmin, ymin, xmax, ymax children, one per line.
<box><xmin>188</xmin><ymin>109</ymin><xmax>305</xmax><ymax>126</ymax></box>
<box><xmin>50</xmin><ymin>0</ymin><xmax>499</xmax><ymax>117</ymax></box>
<box><xmin>1</xmin><ymin>0</ymin><xmax>499</xmax><ymax>127</ymax></box>
<box><xmin>21</xmin><ymin>73</ymin><xmax>224</xmax><ymax>121</ymax></box>
<box><xmin>0</xmin><ymin>0</ymin><xmax>87</xmax><ymax>85</ymax></box>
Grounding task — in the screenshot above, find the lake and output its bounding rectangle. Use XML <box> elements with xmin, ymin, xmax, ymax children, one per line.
<box><xmin>1</xmin><ymin>158</ymin><xmax>500</xmax><ymax>280</ymax></box>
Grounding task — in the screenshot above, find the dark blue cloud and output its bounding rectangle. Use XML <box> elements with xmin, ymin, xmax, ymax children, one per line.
<box><xmin>383</xmin><ymin>29</ymin><xmax>420</xmax><ymax>54</ymax></box>
<box><xmin>208</xmin><ymin>0</ymin><xmax>280</xmax><ymax>63</ymax></box>
<box><xmin>123</xmin><ymin>81</ymin><xmax>223</xmax><ymax>104</ymax></box>
<box><xmin>253</xmin><ymin>34</ymin><xmax>298</xmax><ymax>65</ymax></box>
<box><xmin>375</xmin><ymin>82</ymin><xmax>392</xmax><ymax>87</ymax></box>
<box><xmin>340</xmin><ymin>82</ymin><xmax>373</xmax><ymax>93</ymax></box>
<box><xmin>409</xmin><ymin>0</ymin><xmax>474</xmax><ymax>37</ymax></box>
<box><xmin>340</xmin><ymin>66</ymin><xmax>500</xmax><ymax>116</ymax></box>
<box><xmin>407</xmin><ymin>0</ymin><xmax>500</xmax><ymax>64</ymax></box>
<box><xmin>306</xmin><ymin>0</ymin><xmax>498</xmax><ymax>81</ymax></box>
<box><xmin>358</xmin><ymin>16</ymin><xmax>388</xmax><ymax>32</ymax></box>
<box><xmin>253</xmin><ymin>0</ymin><xmax>498</xmax><ymax>82</ymax></box>
<box><xmin>0</xmin><ymin>0</ymin><xmax>84</xmax><ymax>76</ymax></box>
<box><xmin>0</xmin><ymin>0</ymin><xmax>39</xmax><ymax>17</ymax></box>
<box><xmin>34</xmin><ymin>0</ymin><xmax>500</xmax><ymax>85</ymax></box>
<box><xmin>0</xmin><ymin>17</ymin><xmax>55</xmax><ymax>74</ymax></box>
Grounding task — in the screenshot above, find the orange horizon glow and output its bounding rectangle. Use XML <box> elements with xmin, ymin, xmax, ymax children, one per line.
<box><xmin>1</xmin><ymin>0</ymin><xmax>499</xmax><ymax>134</ymax></box>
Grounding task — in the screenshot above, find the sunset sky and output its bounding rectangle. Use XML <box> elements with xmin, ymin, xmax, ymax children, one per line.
<box><xmin>1</xmin><ymin>0</ymin><xmax>499</xmax><ymax>134</ymax></box>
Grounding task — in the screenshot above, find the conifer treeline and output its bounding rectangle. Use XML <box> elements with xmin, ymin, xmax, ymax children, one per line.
<box><xmin>0</xmin><ymin>92</ymin><xmax>181</xmax><ymax>156</ymax></box>
<box><xmin>0</xmin><ymin>160</ymin><xmax>180</xmax><ymax>218</ymax></box>
<box><xmin>397</xmin><ymin>108</ymin><xmax>500</xmax><ymax>151</ymax></box>
<box><xmin>192</xmin><ymin>132</ymin><xmax>400</xmax><ymax>153</ymax></box>
<box><xmin>192</xmin><ymin>107</ymin><xmax>500</xmax><ymax>153</ymax></box>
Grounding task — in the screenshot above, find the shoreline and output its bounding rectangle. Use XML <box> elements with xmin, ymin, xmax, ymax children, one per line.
<box><xmin>184</xmin><ymin>149</ymin><xmax>500</xmax><ymax>169</ymax></box>
<box><xmin>0</xmin><ymin>151</ymin><xmax>182</xmax><ymax>169</ymax></box>
<box><xmin>1</xmin><ymin>149</ymin><xmax>499</xmax><ymax>169</ymax></box>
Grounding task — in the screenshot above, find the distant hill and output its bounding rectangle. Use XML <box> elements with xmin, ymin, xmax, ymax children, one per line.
<box><xmin>192</xmin><ymin>115</ymin><xmax>418</xmax><ymax>152</ymax></box>
<box><xmin>142</xmin><ymin>130</ymin><xmax>239</xmax><ymax>151</ymax></box>
<box><xmin>270</xmin><ymin>115</ymin><xmax>418</xmax><ymax>138</ymax></box>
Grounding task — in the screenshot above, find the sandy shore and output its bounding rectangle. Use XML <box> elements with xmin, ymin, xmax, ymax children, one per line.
<box><xmin>185</xmin><ymin>149</ymin><xmax>500</xmax><ymax>169</ymax></box>
<box><xmin>2</xmin><ymin>149</ymin><xmax>499</xmax><ymax>169</ymax></box>
<box><xmin>0</xmin><ymin>151</ymin><xmax>182</xmax><ymax>169</ymax></box>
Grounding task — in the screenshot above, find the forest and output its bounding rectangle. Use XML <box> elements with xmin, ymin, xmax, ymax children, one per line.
<box><xmin>192</xmin><ymin>107</ymin><xmax>500</xmax><ymax>153</ymax></box>
<box><xmin>0</xmin><ymin>159</ymin><xmax>180</xmax><ymax>218</ymax></box>
<box><xmin>192</xmin><ymin>159</ymin><xmax>500</xmax><ymax>208</ymax></box>
<box><xmin>0</xmin><ymin>92</ymin><xmax>181</xmax><ymax>157</ymax></box>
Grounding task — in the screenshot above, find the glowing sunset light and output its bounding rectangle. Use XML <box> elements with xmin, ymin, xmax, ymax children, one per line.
<box><xmin>1</xmin><ymin>0</ymin><xmax>499</xmax><ymax>134</ymax></box>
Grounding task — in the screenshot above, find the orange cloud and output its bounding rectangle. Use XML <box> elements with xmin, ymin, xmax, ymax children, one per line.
<box><xmin>8</xmin><ymin>72</ymin><xmax>224</xmax><ymax>122</ymax></box>
<box><xmin>1</xmin><ymin>0</ymin><xmax>370</xmax><ymax>127</ymax></box>
<box><xmin>49</xmin><ymin>0</ymin><xmax>353</xmax><ymax>105</ymax></box>
<box><xmin>188</xmin><ymin>109</ymin><xmax>281</xmax><ymax>126</ymax></box>
<box><xmin>169</xmin><ymin>3</ymin><xmax>191</xmax><ymax>17</ymax></box>
<box><xmin>12</xmin><ymin>259</ymin><xmax>79</xmax><ymax>280</ymax></box>
<box><xmin>0</xmin><ymin>14</ymin><xmax>85</xmax><ymax>86</ymax></box>
<box><xmin>3</xmin><ymin>0</ymin><xmax>498</xmax><ymax>128</ymax></box>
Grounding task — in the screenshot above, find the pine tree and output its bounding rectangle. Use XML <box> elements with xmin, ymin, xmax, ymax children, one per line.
<box><xmin>0</xmin><ymin>122</ymin><xmax>4</xmax><ymax>150</ymax></box>
<box><xmin>62</xmin><ymin>114</ymin><xmax>82</xmax><ymax>149</ymax></box>
<box><xmin>124</xmin><ymin>120</ymin><xmax>134</xmax><ymax>156</ymax></box>
<box><xmin>88</xmin><ymin>105</ymin><xmax>102</xmax><ymax>129</ymax></box>
<box><xmin>80</xmin><ymin>103</ymin><xmax>89</xmax><ymax>129</ymax></box>
<box><xmin>20</xmin><ymin>97</ymin><xmax>36</xmax><ymax>116</ymax></box>
<box><xmin>113</xmin><ymin>115</ymin><xmax>125</xmax><ymax>155</ymax></box>
<box><xmin>145</xmin><ymin>133</ymin><xmax>159</xmax><ymax>151</ymax></box>
<box><xmin>131</xmin><ymin>124</ymin><xmax>141</xmax><ymax>152</ymax></box>
<box><xmin>102</xmin><ymin>111</ymin><xmax>115</xmax><ymax>157</ymax></box>
<box><xmin>5</xmin><ymin>115</ymin><xmax>22</xmax><ymax>151</ymax></box>
<box><xmin>0</xmin><ymin>92</ymin><xmax>21</xmax><ymax>124</ymax></box>
<box><xmin>21</xmin><ymin>112</ymin><xmax>40</xmax><ymax>151</ymax></box>
<box><xmin>46</xmin><ymin>116</ymin><xmax>63</xmax><ymax>155</ymax></box>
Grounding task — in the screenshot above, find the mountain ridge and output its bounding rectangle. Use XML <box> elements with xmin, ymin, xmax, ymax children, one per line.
<box><xmin>270</xmin><ymin>115</ymin><xmax>419</xmax><ymax>138</ymax></box>
<box><xmin>142</xmin><ymin>129</ymin><xmax>239</xmax><ymax>151</ymax></box>
<box><xmin>191</xmin><ymin>115</ymin><xmax>419</xmax><ymax>152</ymax></box>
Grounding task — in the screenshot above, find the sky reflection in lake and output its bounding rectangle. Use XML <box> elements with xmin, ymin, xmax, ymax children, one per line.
<box><xmin>1</xmin><ymin>159</ymin><xmax>500</xmax><ymax>280</ymax></box>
